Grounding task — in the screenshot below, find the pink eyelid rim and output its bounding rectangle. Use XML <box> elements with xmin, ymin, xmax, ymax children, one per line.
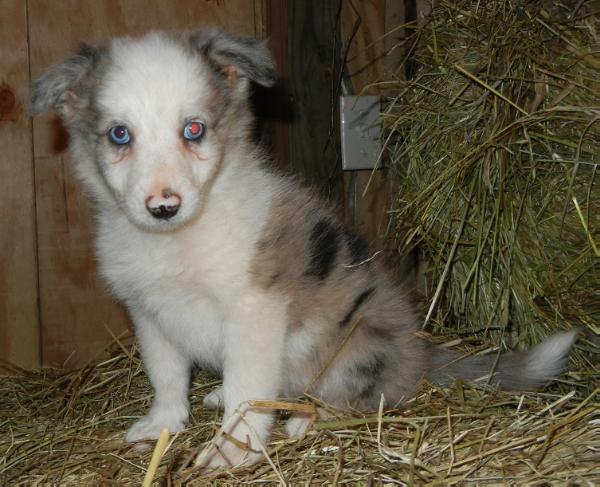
<box><xmin>111</xmin><ymin>150</ymin><xmax>129</xmax><ymax>165</ymax></box>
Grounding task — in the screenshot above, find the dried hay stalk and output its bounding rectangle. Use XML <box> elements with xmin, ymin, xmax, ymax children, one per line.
<box><xmin>381</xmin><ymin>0</ymin><xmax>599</xmax><ymax>359</ymax></box>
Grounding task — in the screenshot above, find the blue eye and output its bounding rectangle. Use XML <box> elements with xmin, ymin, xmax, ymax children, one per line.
<box><xmin>108</xmin><ymin>125</ymin><xmax>130</xmax><ymax>145</ymax></box>
<box><xmin>183</xmin><ymin>120</ymin><xmax>205</xmax><ymax>141</ymax></box>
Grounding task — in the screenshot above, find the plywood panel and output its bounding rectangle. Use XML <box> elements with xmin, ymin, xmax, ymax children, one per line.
<box><xmin>0</xmin><ymin>0</ymin><xmax>40</xmax><ymax>369</ymax></box>
<box><xmin>27</xmin><ymin>0</ymin><xmax>259</xmax><ymax>367</ymax></box>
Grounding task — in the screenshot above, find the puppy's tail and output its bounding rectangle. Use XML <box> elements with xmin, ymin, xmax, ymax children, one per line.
<box><xmin>428</xmin><ymin>329</ymin><xmax>580</xmax><ymax>390</ymax></box>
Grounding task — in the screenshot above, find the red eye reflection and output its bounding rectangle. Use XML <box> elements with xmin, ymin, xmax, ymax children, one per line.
<box><xmin>183</xmin><ymin>120</ymin><xmax>205</xmax><ymax>141</ymax></box>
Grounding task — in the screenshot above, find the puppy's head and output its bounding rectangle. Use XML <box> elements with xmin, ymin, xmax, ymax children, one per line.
<box><xmin>30</xmin><ymin>28</ymin><xmax>276</xmax><ymax>231</ymax></box>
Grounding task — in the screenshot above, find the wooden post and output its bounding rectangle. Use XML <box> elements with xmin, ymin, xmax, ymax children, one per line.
<box><xmin>266</xmin><ymin>0</ymin><xmax>344</xmax><ymax>203</ymax></box>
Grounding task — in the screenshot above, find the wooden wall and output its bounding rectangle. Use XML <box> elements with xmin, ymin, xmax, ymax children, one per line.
<box><xmin>0</xmin><ymin>0</ymin><xmax>409</xmax><ymax>370</ymax></box>
<box><xmin>0</xmin><ymin>0</ymin><xmax>39</xmax><ymax>370</ymax></box>
<box><xmin>1</xmin><ymin>0</ymin><xmax>265</xmax><ymax>369</ymax></box>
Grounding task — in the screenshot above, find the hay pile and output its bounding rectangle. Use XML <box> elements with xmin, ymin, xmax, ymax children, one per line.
<box><xmin>1</xmin><ymin>340</ymin><xmax>598</xmax><ymax>485</ymax></box>
<box><xmin>383</xmin><ymin>0</ymin><xmax>599</xmax><ymax>354</ymax></box>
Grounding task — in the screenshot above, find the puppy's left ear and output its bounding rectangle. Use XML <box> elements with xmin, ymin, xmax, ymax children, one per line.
<box><xmin>29</xmin><ymin>44</ymin><xmax>104</xmax><ymax>120</ymax></box>
<box><xmin>191</xmin><ymin>28</ymin><xmax>277</xmax><ymax>88</ymax></box>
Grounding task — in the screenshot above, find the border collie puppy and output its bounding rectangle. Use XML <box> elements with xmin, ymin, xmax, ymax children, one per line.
<box><xmin>30</xmin><ymin>28</ymin><xmax>578</xmax><ymax>469</ymax></box>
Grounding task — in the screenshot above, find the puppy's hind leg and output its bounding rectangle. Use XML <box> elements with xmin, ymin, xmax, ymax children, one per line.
<box><xmin>126</xmin><ymin>312</ymin><xmax>191</xmax><ymax>445</ymax></box>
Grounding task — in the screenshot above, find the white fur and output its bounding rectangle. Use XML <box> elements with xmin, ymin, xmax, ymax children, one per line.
<box><xmin>95</xmin><ymin>35</ymin><xmax>216</xmax><ymax>230</ymax></box>
<box><xmin>203</xmin><ymin>386</ymin><xmax>223</xmax><ymax>410</ymax></box>
<box><xmin>284</xmin><ymin>413</ymin><xmax>314</xmax><ymax>439</ymax></box>
<box><xmin>524</xmin><ymin>329</ymin><xmax>579</xmax><ymax>383</ymax></box>
<box><xmin>100</xmin><ymin>165</ymin><xmax>283</xmax><ymax>457</ymax></box>
<box><xmin>63</xmin><ymin>33</ymin><xmax>290</xmax><ymax>467</ymax></box>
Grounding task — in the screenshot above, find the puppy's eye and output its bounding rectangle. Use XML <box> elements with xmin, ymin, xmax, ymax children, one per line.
<box><xmin>183</xmin><ymin>120</ymin><xmax>205</xmax><ymax>142</ymax></box>
<box><xmin>108</xmin><ymin>125</ymin><xmax>131</xmax><ymax>145</ymax></box>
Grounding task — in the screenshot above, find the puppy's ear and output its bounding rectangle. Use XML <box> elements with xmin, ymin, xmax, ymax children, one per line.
<box><xmin>29</xmin><ymin>44</ymin><xmax>103</xmax><ymax>120</ymax></box>
<box><xmin>191</xmin><ymin>28</ymin><xmax>276</xmax><ymax>88</ymax></box>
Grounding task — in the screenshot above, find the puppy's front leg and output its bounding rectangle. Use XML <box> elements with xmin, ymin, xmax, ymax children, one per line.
<box><xmin>197</xmin><ymin>293</ymin><xmax>287</xmax><ymax>469</ymax></box>
<box><xmin>126</xmin><ymin>312</ymin><xmax>190</xmax><ymax>444</ymax></box>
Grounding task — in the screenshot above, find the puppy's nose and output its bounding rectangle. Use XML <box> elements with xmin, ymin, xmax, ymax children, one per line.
<box><xmin>145</xmin><ymin>189</ymin><xmax>181</xmax><ymax>220</ymax></box>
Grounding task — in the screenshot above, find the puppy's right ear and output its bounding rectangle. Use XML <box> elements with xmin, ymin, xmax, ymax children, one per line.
<box><xmin>29</xmin><ymin>44</ymin><xmax>103</xmax><ymax>120</ymax></box>
<box><xmin>191</xmin><ymin>28</ymin><xmax>276</xmax><ymax>88</ymax></box>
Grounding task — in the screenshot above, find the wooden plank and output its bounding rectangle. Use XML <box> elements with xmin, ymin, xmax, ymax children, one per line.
<box><xmin>0</xmin><ymin>0</ymin><xmax>40</xmax><ymax>370</ymax></box>
<box><xmin>27</xmin><ymin>0</ymin><xmax>259</xmax><ymax>368</ymax></box>
<box><xmin>268</xmin><ymin>0</ymin><xmax>343</xmax><ymax>201</ymax></box>
<box><xmin>253</xmin><ymin>0</ymin><xmax>268</xmax><ymax>39</ymax></box>
<box><xmin>385</xmin><ymin>0</ymin><xmax>407</xmax><ymax>77</ymax></box>
<box><xmin>340</xmin><ymin>0</ymin><xmax>390</xmax><ymax>249</ymax></box>
<box><xmin>262</xmin><ymin>0</ymin><xmax>291</xmax><ymax>173</ymax></box>
<box><xmin>341</xmin><ymin>0</ymin><xmax>387</xmax><ymax>94</ymax></box>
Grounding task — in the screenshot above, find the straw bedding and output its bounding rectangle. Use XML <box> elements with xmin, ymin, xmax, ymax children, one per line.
<box><xmin>1</xmin><ymin>0</ymin><xmax>599</xmax><ymax>484</ymax></box>
<box><xmin>1</xmin><ymin>337</ymin><xmax>597</xmax><ymax>485</ymax></box>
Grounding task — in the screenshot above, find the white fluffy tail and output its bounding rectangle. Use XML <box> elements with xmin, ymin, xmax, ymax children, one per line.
<box><xmin>430</xmin><ymin>329</ymin><xmax>580</xmax><ymax>390</ymax></box>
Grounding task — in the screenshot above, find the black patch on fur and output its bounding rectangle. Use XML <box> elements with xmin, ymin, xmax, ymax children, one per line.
<box><xmin>305</xmin><ymin>219</ymin><xmax>340</xmax><ymax>281</ymax></box>
<box><xmin>343</xmin><ymin>230</ymin><xmax>369</xmax><ymax>266</ymax></box>
<box><xmin>339</xmin><ymin>287</ymin><xmax>375</xmax><ymax>328</ymax></box>
<box><xmin>354</xmin><ymin>355</ymin><xmax>386</xmax><ymax>399</ymax></box>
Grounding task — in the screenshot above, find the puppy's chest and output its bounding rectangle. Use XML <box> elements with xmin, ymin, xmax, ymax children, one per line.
<box><xmin>98</xmin><ymin>218</ymin><xmax>251</xmax><ymax>307</ymax></box>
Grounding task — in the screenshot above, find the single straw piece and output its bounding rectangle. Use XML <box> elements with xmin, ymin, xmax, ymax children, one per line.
<box><xmin>142</xmin><ymin>428</ymin><xmax>170</xmax><ymax>487</ymax></box>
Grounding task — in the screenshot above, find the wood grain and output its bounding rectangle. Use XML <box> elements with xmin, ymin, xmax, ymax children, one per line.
<box><xmin>27</xmin><ymin>0</ymin><xmax>259</xmax><ymax>367</ymax></box>
<box><xmin>0</xmin><ymin>0</ymin><xmax>40</xmax><ymax>369</ymax></box>
<box><xmin>340</xmin><ymin>0</ymin><xmax>391</xmax><ymax>249</ymax></box>
<box><xmin>341</xmin><ymin>0</ymin><xmax>388</xmax><ymax>94</ymax></box>
<box><xmin>266</xmin><ymin>0</ymin><xmax>344</xmax><ymax>202</ymax></box>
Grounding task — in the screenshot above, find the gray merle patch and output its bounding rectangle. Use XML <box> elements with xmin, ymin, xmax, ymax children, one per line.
<box><xmin>353</xmin><ymin>354</ymin><xmax>386</xmax><ymax>400</ymax></box>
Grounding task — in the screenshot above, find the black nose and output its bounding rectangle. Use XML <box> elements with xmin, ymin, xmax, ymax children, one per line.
<box><xmin>147</xmin><ymin>204</ymin><xmax>180</xmax><ymax>220</ymax></box>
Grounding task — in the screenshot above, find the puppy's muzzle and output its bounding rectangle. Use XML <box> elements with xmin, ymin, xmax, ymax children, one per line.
<box><xmin>145</xmin><ymin>189</ymin><xmax>181</xmax><ymax>220</ymax></box>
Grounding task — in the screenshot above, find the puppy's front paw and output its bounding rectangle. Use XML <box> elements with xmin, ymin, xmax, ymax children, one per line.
<box><xmin>125</xmin><ymin>408</ymin><xmax>188</xmax><ymax>445</ymax></box>
<box><xmin>197</xmin><ymin>435</ymin><xmax>263</xmax><ymax>470</ymax></box>
<box><xmin>196</xmin><ymin>406</ymin><xmax>269</xmax><ymax>470</ymax></box>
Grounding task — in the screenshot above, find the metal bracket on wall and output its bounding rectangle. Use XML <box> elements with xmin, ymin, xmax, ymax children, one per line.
<box><xmin>340</xmin><ymin>95</ymin><xmax>382</xmax><ymax>171</ymax></box>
